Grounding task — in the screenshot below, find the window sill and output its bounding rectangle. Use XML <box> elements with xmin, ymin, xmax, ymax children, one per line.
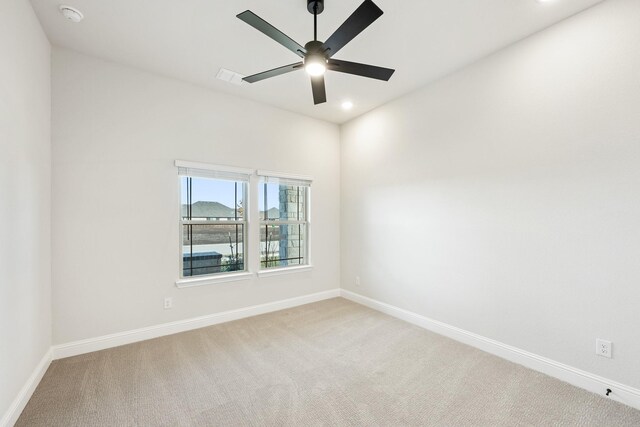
<box><xmin>257</xmin><ymin>265</ymin><xmax>314</xmax><ymax>278</ymax></box>
<box><xmin>176</xmin><ymin>272</ymin><xmax>254</xmax><ymax>288</ymax></box>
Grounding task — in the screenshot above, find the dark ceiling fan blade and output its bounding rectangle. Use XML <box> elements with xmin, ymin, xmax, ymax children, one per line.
<box><xmin>328</xmin><ymin>59</ymin><xmax>395</xmax><ymax>81</ymax></box>
<box><xmin>322</xmin><ymin>0</ymin><xmax>383</xmax><ymax>58</ymax></box>
<box><xmin>310</xmin><ymin>75</ymin><xmax>327</xmax><ymax>105</ymax></box>
<box><xmin>237</xmin><ymin>11</ymin><xmax>306</xmax><ymax>58</ymax></box>
<box><xmin>243</xmin><ymin>62</ymin><xmax>304</xmax><ymax>83</ymax></box>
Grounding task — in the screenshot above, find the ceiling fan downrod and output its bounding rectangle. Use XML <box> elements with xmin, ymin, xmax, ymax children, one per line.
<box><xmin>308</xmin><ymin>0</ymin><xmax>324</xmax><ymax>41</ymax></box>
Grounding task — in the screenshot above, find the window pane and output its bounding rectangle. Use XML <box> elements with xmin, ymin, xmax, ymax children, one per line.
<box><xmin>259</xmin><ymin>182</ymin><xmax>306</xmax><ymax>221</ymax></box>
<box><xmin>183</xmin><ymin>224</ymin><xmax>244</xmax><ymax>276</ymax></box>
<box><xmin>181</xmin><ymin>177</ymin><xmax>245</xmax><ymax>221</ymax></box>
<box><xmin>260</xmin><ymin>224</ymin><xmax>306</xmax><ymax>269</ymax></box>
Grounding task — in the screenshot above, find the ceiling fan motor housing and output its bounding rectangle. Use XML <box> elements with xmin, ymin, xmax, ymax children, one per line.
<box><xmin>304</xmin><ymin>41</ymin><xmax>326</xmax><ymax>58</ymax></box>
<box><xmin>307</xmin><ymin>0</ymin><xmax>324</xmax><ymax>14</ymax></box>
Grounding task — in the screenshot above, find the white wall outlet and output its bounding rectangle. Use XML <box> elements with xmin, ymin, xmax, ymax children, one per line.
<box><xmin>596</xmin><ymin>339</ymin><xmax>612</xmax><ymax>358</ymax></box>
<box><xmin>355</xmin><ymin>276</ymin><xmax>361</xmax><ymax>287</ymax></box>
<box><xmin>164</xmin><ymin>297</ymin><xmax>173</xmax><ymax>310</ymax></box>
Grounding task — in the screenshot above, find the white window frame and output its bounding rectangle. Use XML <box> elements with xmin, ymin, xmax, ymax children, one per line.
<box><xmin>256</xmin><ymin>170</ymin><xmax>313</xmax><ymax>277</ymax></box>
<box><xmin>175</xmin><ymin>160</ymin><xmax>254</xmax><ymax>288</ymax></box>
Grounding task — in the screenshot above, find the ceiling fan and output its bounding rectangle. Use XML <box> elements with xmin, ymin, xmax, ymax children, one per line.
<box><xmin>237</xmin><ymin>0</ymin><xmax>395</xmax><ymax>105</ymax></box>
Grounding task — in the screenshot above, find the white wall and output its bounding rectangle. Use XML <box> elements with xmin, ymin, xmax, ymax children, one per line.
<box><xmin>0</xmin><ymin>0</ymin><xmax>51</xmax><ymax>421</ymax></box>
<box><xmin>51</xmin><ymin>49</ymin><xmax>340</xmax><ymax>345</ymax></box>
<box><xmin>341</xmin><ymin>0</ymin><xmax>640</xmax><ymax>389</ymax></box>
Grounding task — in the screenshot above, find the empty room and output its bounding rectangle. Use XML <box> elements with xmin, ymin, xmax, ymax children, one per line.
<box><xmin>2</xmin><ymin>0</ymin><xmax>640</xmax><ymax>425</ymax></box>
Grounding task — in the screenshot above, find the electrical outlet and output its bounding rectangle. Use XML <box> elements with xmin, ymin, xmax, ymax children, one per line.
<box><xmin>355</xmin><ymin>276</ymin><xmax>361</xmax><ymax>287</ymax></box>
<box><xmin>164</xmin><ymin>297</ymin><xmax>173</xmax><ymax>310</ymax></box>
<box><xmin>596</xmin><ymin>339</ymin><xmax>612</xmax><ymax>358</ymax></box>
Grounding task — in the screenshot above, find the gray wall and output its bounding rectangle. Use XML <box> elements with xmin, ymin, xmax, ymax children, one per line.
<box><xmin>340</xmin><ymin>0</ymin><xmax>640</xmax><ymax>388</ymax></box>
<box><xmin>0</xmin><ymin>0</ymin><xmax>51</xmax><ymax>421</ymax></box>
<box><xmin>51</xmin><ymin>49</ymin><xmax>341</xmax><ymax>345</ymax></box>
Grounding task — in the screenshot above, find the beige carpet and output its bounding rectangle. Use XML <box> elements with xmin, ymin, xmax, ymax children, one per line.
<box><xmin>17</xmin><ymin>298</ymin><xmax>640</xmax><ymax>426</ymax></box>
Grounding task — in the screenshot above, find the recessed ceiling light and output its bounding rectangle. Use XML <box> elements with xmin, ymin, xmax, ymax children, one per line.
<box><xmin>59</xmin><ymin>5</ymin><xmax>84</xmax><ymax>23</ymax></box>
<box><xmin>536</xmin><ymin>0</ymin><xmax>555</xmax><ymax>3</ymax></box>
<box><xmin>341</xmin><ymin>101</ymin><xmax>354</xmax><ymax>110</ymax></box>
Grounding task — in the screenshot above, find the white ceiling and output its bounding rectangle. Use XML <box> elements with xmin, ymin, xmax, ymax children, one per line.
<box><xmin>31</xmin><ymin>0</ymin><xmax>603</xmax><ymax>124</ymax></box>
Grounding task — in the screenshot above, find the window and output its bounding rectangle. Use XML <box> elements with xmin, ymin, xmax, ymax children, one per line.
<box><xmin>177</xmin><ymin>162</ymin><xmax>251</xmax><ymax>280</ymax></box>
<box><xmin>258</xmin><ymin>173</ymin><xmax>311</xmax><ymax>270</ymax></box>
<box><xmin>175</xmin><ymin>161</ymin><xmax>312</xmax><ymax>286</ymax></box>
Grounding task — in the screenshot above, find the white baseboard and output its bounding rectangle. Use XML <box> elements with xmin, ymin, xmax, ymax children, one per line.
<box><xmin>1</xmin><ymin>348</ymin><xmax>52</xmax><ymax>427</ymax></box>
<box><xmin>53</xmin><ymin>289</ymin><xmax>341</xmax><ymax>360</ymax></box>
<box><xmin>9</xmin><ymin>288</ymin><xmax>638</xmax><ymax>426</ymax></box>
<box><xmin>340</xmin><ymin>289</ymin><xmax>640</xmax><ymax>411</ymax></box>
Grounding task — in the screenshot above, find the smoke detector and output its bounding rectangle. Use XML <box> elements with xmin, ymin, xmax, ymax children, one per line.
<box><xmin>59</xmin><ymin>5</ymin><xmax>84</xmax><ymax>23</ymax></box>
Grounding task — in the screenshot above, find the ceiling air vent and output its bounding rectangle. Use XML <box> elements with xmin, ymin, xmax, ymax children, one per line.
<box><xmin>216</xmin><ymin>68</ymin><xmax>246</xmax><ymax>86</ymax></box>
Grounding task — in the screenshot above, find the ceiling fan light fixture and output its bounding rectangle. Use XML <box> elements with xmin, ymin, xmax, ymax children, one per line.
<box><xmin>304</xmin><ymin>55</ymin><xmax>327</xmax><ymax>77</ymax></box>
